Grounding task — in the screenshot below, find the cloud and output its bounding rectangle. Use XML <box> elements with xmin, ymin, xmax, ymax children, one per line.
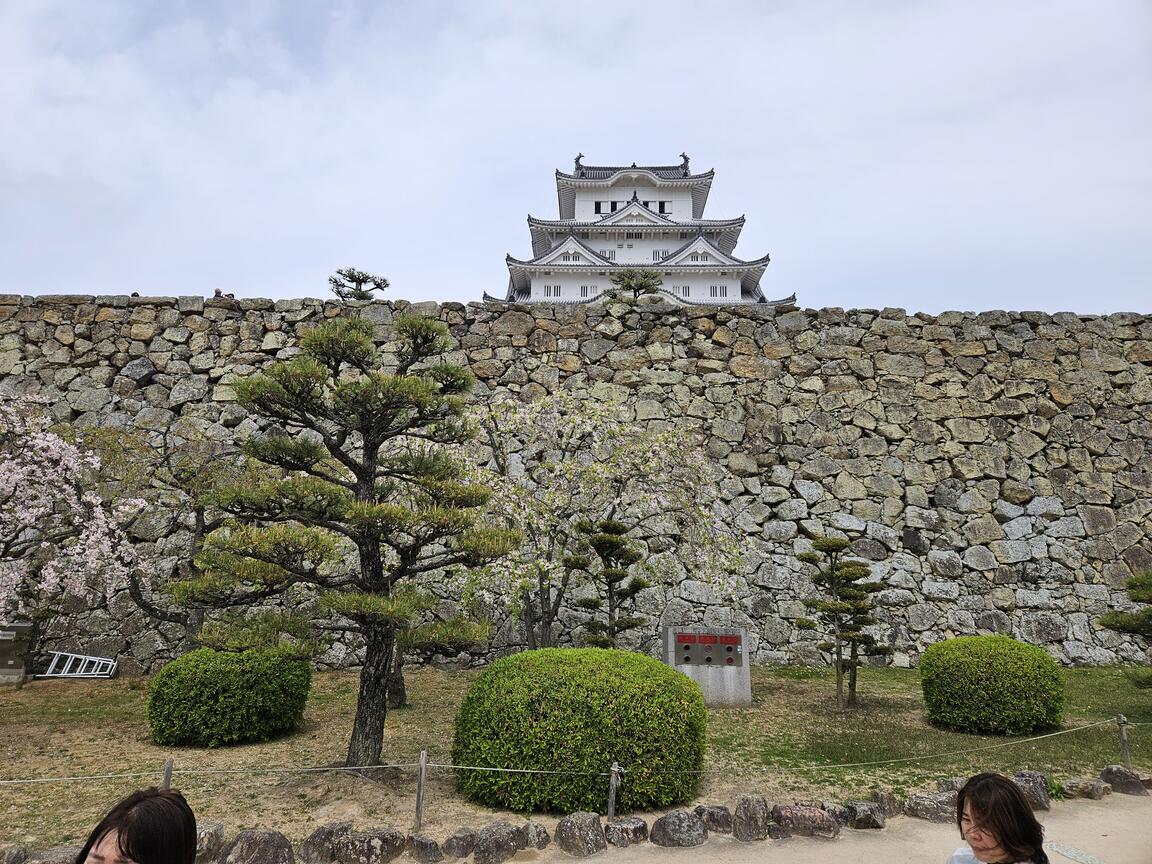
<box><xmin>1</xmin><ymin>0</ymin><xmax>1149</xmax><ymax>312</ymax></box>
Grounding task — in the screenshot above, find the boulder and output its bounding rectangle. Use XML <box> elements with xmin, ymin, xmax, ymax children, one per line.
<box><xmin>650</xmin><ymin>810</ymin><xmax>708</xmax><ymax>847</ymax></box>
<box><xmin>332</xmin><ymin>829</ymin><xmax>406</xmax><ymax>864</ymax></box>
<box><xmin>440</xmin><ymin>828</ymin><xmax>476</xmax><ymax>859</ymax></box>
<box><xmin>554</xmin><ymin>812</ymin><xmax>606</xmax><ymax>857</ymax></box>
<box><xmin>473</xmin><ymin>822</ymin><xmax>521</xmax><ymax>864</ymax></box>
<box><xmin>521</xmin><ymin>822</ymin><xmax>550</xmax><ymax>850</ymax></box>
<box><xmin>1013</xmin><ymin>771</ymin><xmax>1051</xmax><ymax>811</ymax></box>
<box><xmin>0</xmin><ymin>848</ymin><xmax>27</xmax><ymax>864</ymax></box>
<box><xmin>1063</xmin><ymin>778</ymin><xmax>1111</xmax><ymax>800</ymax></box>
<box><xmin>300</xmin><ymin>822</ymin><xmax>352</xmax><ymax>864</ymax></box>
<box><xmin>871</xmin><ymin>789</ymin><xmax>904</xmax><ymax>817</ymax></box>
<box><xmin>220</xmin><ymin>830</ymin><xmax>295</xmax><ymax>864</ymax></box>
<box><xmin>196</xmin><ymin>820</ymin><xmax>226</xmax><ymax>864</ymax></box>
<box><xmin>905</xmin><ymin>791</ymin><xmax>958</xmax><ymax>823</ymax></box>
<box><xmin>937</xmin><ymin>777</ymin><xmax>968</xmax><ymax>793</ymax></box>
<box><xmin>769</xmin><ymin>805</ymin><xmax>839</xmax><ymax>839</ymax></box>
<box><xmin>731</xmin><ymin>794</ymin><xmax>770</xmax><ymax>841</ymax></box>
<box><xmin>845</xmin><ymin>801</ymin><xmax>886</xmax><ymax>829</ymax></box>
<box><xmin>1100</xmin><ymin>765</ymin><xmax>1150</xmax><ymax>796</ymax></box>
<box><xmin>25</xmin><ymin>849</ymin><xmax>80</xmax><ymax>864</ymax></box>
<box><xmin>603</xmin><ymin>817</ymin><xmax>647</xmax><ymax>848</ymax></box>
<box><xmin>120</xmin><ymin>356</ymin><xmax>157</xmax><ymax>384</ymax></box>
<box><xmin>406</xmin><ymin>836</ymin><xmax>443</xmax><ymax>864</ymax></box>
<box><xmin>693</xmin><ymin>804</ymin><xmax>732</xmax><ymax>834</ymax></box>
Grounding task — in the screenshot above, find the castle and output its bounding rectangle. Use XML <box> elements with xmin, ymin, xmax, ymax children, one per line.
<box><xmin>495</xmin><ymin>155</ymin><xmax>795</xmax><ymax>306</ymax></box>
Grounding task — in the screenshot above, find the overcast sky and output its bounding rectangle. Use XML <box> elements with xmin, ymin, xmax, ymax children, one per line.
<box><xmin>2</xmin><ymin>1</ymin><xmax>1150</xmax><ymax>314</ymax></box>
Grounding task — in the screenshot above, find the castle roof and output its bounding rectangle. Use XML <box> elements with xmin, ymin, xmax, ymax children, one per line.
<box><xmin>555</xmin><ymin>153</ymin><xmax>711</xmax><ymax>182</ymax></box>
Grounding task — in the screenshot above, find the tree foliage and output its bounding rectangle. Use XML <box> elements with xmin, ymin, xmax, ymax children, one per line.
<box><xmin>328</xmin><ymin>267</ymin><xmax>390</xmax><ymax>302</ymax></box>
<box><xmin>0</xmin><ymin>396</ymin><xmax>143</xmax><ymax>659</ymax></box>
<box><xmin>795</xmin><ymin>536</ymin><xmax>890</xmax><ymax>709</ymax></box>
<box><xmin>608</xmin><ymin>268</ymin><xmax>663</xmax><ymax>299</ymax></box>
<box><xmin>179</xmin><ymin>277</ymin><xmax>517</xmax><ymax>766</ymax></box>
<box><xmin>473</xmin><ymin>392</ymin><xmax>743</xmax><ymax>650</ymax></box>
<box><xmin>568</xmin><ymin>519</ymin><xmax>649</xmax><ymax>648</ymax></box>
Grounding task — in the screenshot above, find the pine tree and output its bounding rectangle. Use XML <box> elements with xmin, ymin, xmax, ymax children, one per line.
<box><xmin>328</xmin><ymin>267</ymin><xmax>390</xmax><ymax>301</ymax></box>
<box><xmin>796</xmin><ymin>536</ymin><xmax>890</xmax><ymax>709</ymax></box>
<box><xmin>177</xmin><ymin>276</ymin><xmax>516</xmax><ymax>766</ymax></box>
<box><xmin>608</xmin><ymin>268</ymin><xmax>663</xmax><ymax>299</ymax></box>
<box><xmin>568</xmin><ymin>519</ymin><xmax>651</xmax><ymax>648</ymax></box>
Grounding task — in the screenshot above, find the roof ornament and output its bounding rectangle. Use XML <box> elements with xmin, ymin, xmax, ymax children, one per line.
<box><xmin>630</xmin><ymin>162</ymin><xmax>637</xmax><ymax>168</ymax></box>
<box><xmin>680</xmin><ymin>152</ymin><xmax>690</xmax><ymax>175</ymax></box>
<box><xmin>575</xmin><ymin>153</ymin><xmax>586</xmax><ymax>177</ymax></box>
<box><xmin>630</xmin><ymin>191</ymin><xmax>639</xmax><ymax>202</ymax></box>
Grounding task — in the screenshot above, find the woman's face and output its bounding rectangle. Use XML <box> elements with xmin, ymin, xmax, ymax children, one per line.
<box><xmin>961</xmin><ymin>800</ymin><xmax>1008</xmax><ymax>863</ymax></box>
<box><xmin>85</xmin><ymin>830</ymin><xmax>137</xmax><ymax>864</ymax></box>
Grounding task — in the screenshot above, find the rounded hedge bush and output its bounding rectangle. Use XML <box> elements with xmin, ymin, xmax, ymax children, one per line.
<box><xmin>920</xmin><ymin>635</ymin><xmax>1063</xmax><ymax>735</ymax></box>
<box><xmin>452</xmin><ymin>648</ymin><xmax>706</xmax><ymax>813</ymax></box>
<box><xmin>148</xmin><ymin>647</ymin><xmax>311</xmax><ymax>747</ymax></box>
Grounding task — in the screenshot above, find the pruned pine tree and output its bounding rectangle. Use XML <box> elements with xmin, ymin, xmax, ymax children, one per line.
<box><xmin>328</xmin><ymin>267</ymin><xmax>390</xmax><ymax>301</ymax></box>
<box><xmin>796</xmin><ymin>537</ymin><xmax>890</xmax><ymax>709</ymax></box>
<box><xmin>1099</xmin><ymin>570</ymin><xmax>1152</xmax><ymax>687</ymax></box>
<box><xmin>177</xmin><ymin>308</ymin><xmax>517</xmax><ymax>767</ymax></box>
<box><xmin>608</xmin><ymin>268</ymin><xmax>663</xmax><ymax>299</ymax></box>
<box><xmin>568</xmin><ymin>519</ymin><xmax>650</xmax><ymax>648</ymax></box>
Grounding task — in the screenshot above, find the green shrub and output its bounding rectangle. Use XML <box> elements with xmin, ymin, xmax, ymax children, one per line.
<box><xmin>148</xmin><ymin>647</ymin><xmax>311</xmax><ymax>747</ymax></box>
<box><xmin>920</xmin><ymin>635</ymin><xmax>1064</xmax><ymax>735</ymax></box>
<box><xmin>452</xmin><ymin>648</ymin><xmax>706</xmax><ymax>812</ymax></box>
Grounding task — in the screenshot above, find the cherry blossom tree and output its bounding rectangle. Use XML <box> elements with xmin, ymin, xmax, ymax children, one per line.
<box><xmin>473</xmin><ymin>392</ymin><xmax>744</xmax><ymax>650</ymax></box>
<box><xmin>0</xmin><ymin>395</ymin><xmax>142</xmax><ymax>661</ymax></box>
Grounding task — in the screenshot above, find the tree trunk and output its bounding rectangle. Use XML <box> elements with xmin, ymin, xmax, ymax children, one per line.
<box><xmin>386</xmin><ymin>643</ymin><xmax>407</xmax><ymax>709</ymax></box>
<box><xmin>833</xmin><ymin>640</ymin><xmax>844</xmax><ymax>710</ymax></box>
<box><xmin>847</xmin><ymin>643</ymin><xmax>859</xmax><ymax>708</ymax></box>
<box><xmin>345</xmin><ymin>624</ymin><xmax>394</xmax><ymax>767</ymax></box>
<box><xmin>538</xmin><ymin>572</ymin><xmax>553</xmax><ymax>648</ymax></box>
<box><xmin>521</xmin><ymin>585</ymin><xmax>538</xmax><ymax>650</ymax></box>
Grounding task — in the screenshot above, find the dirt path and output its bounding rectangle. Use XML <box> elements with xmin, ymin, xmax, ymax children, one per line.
<box><xmin>518</xmin><ymin>795</ymin><xmax>1152</xmax><ymax>864</ymax></box>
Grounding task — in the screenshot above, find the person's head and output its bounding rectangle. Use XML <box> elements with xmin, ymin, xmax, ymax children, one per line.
<box><xmin>76</xmin><ymin>788</ymin><xmax>196</xmax><ymax>864</ymax></box>
<box><xmin>957</xmin><ymin>773</ymin><xmax>1046</xmax><ymax>864</ymax></box>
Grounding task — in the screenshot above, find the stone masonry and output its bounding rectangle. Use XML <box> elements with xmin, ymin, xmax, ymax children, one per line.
<box><xmin>1</xmin><ymin>293</ymin><xmax>1149</xmax><ymax>672</ymax></box>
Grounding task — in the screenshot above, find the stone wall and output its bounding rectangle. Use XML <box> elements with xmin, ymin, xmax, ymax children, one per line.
<box><xmin>1</xmin><ymin>292</ymin><xmax>1150</xmax><ymax>672</ymax></box>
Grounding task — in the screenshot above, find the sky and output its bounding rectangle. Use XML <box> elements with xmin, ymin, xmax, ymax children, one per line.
<box><xmin>1</xmin><ymin>0</ymin><xmax>1150</xmax><ymax>314</ymax></box>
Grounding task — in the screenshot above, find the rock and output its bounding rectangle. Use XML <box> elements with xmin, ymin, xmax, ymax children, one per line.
<box><xmin>406</xmin><ymin>836</ymin><xmax>443</xmax><ymax>863</ymax></box>
<box><xmin>1013</xmin><ymin>770</ymin><xmax>1051</xmax><ymax>811</ymax></box>
<box><xmin>693</xmin><ymin>804</ymin><xmax>733</xmax><ymax>834</ymax></box>
<box><xmin>196</xmin><ymin>820</ymin><xmax>226</xmax><ymax>864</ymax></box>
<box><xmin>490</xmin><ymin>311</ymin><xmax>535</xmax><ymax>338</ymax></box>
<box><xmin>0</xmin><ymin>849</ymin><xmax>27</xmax><ymax>864</ymax></box>
<box><xmin>650</xmin><ymin>810</ymin><xmax>708</xmax><ymax>847</ymax></box>
<box><xmin>937</xmin><ymin>777</ymin><xmax>968</xmax><ymax>793</ymax></box>
<box><xmin>769</xmin><ymin>805</ymin><xmax>839</xmax><ymax>838</ymax></box>
<box><xmin>1063</xmin><ymin>778</ymin><xmax>1112</xmax><ymax>799</ymax></box>
<box><xmin>845</xmin><ymin>801</ymin><xmax>886</xmax><ymax>829</ymax></box>
<box><xmin>440</xmin><ymin>828</ymin><xmax>476</xmax><ymax>859</ymax></box>
<box><xmin>332</xmin><ymin>829</ymin><xmax>406</xmax><ymax>864</ymax></box>
<box><xmin>473</xmin><ymin>822</ymin><xmax>522</xmax><ymax>864</ymax></box>
<box><xmin>521</xmin><ymin>822</ymin><xmax>550</xmax><ymax>850</ymax></box>
<box><xmin>1100</xmin><ymin>765</ymin><xmax>1150</xmax><ymax>796</ymax></box>
<box><xmin>25</xmin><ymin>848</ymin><xmax>80</xmax><ymax>864</ymax></box>
<box><xmin>905</xmin><ymin>790</ymin><xmax>958</xmax><ymax>823</ymax></box>
<box><xmin>732</xmin><ymin>794</ymin><xmax>770</xmax><ymax>841</ymax></box>
<box><xmin>871</xmin><ymin>789</ymin><xmax>904</xmax><ymax>817</ymax></box>
<box><xmin>604</xmin><ymin>817</ymin><xmax>647</xmax><ymax>848</ymax></box>
<box><xmin>220</xmin><ymin>830</ymin><xmax>295</xmax><ymax>864</ymax></box>
<box><xmin>120</xmin><ymin>356</ymin><xmax>157</xmax><ymax>383</ymax></box>
<box><xmin>554</xmin><ymin>812</ymin><xmax>606</xmax><ymax>857</ymax></box>
<box><xmin>300</xmin><ymin>823</ymin><xmax>352</xmax><ymax>864</ymax></box>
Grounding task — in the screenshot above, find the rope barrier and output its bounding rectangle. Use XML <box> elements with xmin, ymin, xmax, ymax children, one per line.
<box><xmin>0</xmin><ymin>717</ymin><xmax>1132</xmax><ymax>787</ymax></box>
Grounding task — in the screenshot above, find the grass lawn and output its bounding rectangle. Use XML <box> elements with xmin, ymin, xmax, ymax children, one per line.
<box><xmin>1</xmin><ymin>664</ymin><xmax>1148</xmax><ymax>848</ymax></box>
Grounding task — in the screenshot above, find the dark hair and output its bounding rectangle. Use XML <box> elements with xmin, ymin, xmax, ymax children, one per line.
<box><xmin>957</xmin><ymin>773</ymin><xmax>1047</xmax><ymax>864</ymax></box>
<box><xmin>75</xmin><ymin>787</ymin><xmax>196</xmax><ymax>864</ymax></box>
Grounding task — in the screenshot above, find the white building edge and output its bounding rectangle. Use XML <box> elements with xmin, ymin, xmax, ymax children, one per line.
<box><xmin>489</xmin><ymin>154</ymin><xmax>796</xmax><ymax>307</ymax></box>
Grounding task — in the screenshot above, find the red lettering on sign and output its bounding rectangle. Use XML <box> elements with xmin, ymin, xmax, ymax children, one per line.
<box><xmin>719</xmin><ymin>635</ymin><xmax>741</xmax><ymax>645</ymax></box>
<box><xmin>676</xmin><ymin>634</ymin><xmax>697</xmax><ymax>644</ymax></box>
<box><xmin>698</xmin><ymin>634</ymin><xmax>718</xmax><ymax>644</ymax></box>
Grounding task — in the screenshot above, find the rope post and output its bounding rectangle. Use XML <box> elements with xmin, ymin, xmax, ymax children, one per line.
<box><xmin>1117</xmin><ymin>715</ymin><xmax>1133</xmax><ymax>770</ymax></box>
<box><xmin>161</xmin><ymin>757</ymin><xmax>173</xmax><ymax>790</ymax></box>
<box><xmin>414</xmin><ymin>750</ymin><xmax>428</xmax><ymax>833</ymax></box>
<box><xmin>607</xmin><ymin>762</ymin><xmax>622</xmax><ymax>819</ymax></box>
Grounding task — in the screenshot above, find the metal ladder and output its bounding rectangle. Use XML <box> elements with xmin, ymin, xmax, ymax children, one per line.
<box><xmin>38</xmin><ymin>651</ymin><xmax>117</xmax><ymax>678</ymax></box>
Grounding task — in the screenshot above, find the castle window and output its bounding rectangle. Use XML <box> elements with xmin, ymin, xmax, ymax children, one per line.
<box><xmin>625</xmin><ymin>231</ymin><xmax>642</xmax><ymax>239</ymax></box>
<box><xmin>599</xmin><ymin>250</ymin><xmax>615</xmax><ymax>261</ymax></box>
<box><xmin>659</xmin><ymin>201</ymin><xmax>670</xmax><ymax>214</ymax></box>
<box><xmin>652</xmin><ymin>250</ymin><xmax>670</xmax><ymax>262</ymax></box>
<box><xmin>594</xmin><ymin>202</ymin><xmax>603</xmax><ymax>214</ymax></box>
<box><xmin>580</xmin><ymin>285</ymin><xmax>590</xmax><ymax>298</ymax></box>
<box><xmin>579</xmin><ymin>231</ymin><xmax>589</xmax><ymax>239</ymax></box>
<box><xmin>680</xmin><ymin>231</ymin><xmax>690</xmax><ymax>239</ymax></box>
<box><xmin>709</xmin><ymin>285</ymin><xmax>728</xmax><ymax>298</ymax></box>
